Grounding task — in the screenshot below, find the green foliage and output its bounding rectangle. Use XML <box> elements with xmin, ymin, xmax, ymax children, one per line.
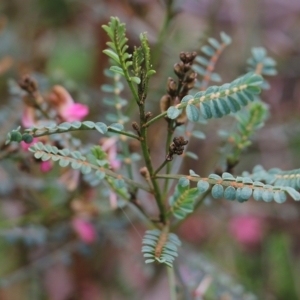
<box><xmin>142</xmin><ymin>228</ymin><xmax>181</xmax><ymax>268</ymax></box>
<box><xmin>167</xmin><ymin>72</ymin><xmax>263</xmax><ymax>121</ymax></box>
<box><xmin>136</xmin><ymin>33</ymin><xmax>156</xmax><ymax>100</ymax></box>
<box><xmin>168</xmin><ymin>177</ymin><xmax>199</xmax><ymax>219</ymax></box>
<box><xmin>102</xmin><ymin>17</ymin><xmax>155</xmax><ymax>104</ymax></box>
<box><xmin>194</xmin><ymin>32</ymin><xmax>232</xmax><ymax>89</ymax></box>
<box><xmin>4</xmin><ymin>121</ymin><xmax>137</xmax><ymax>146</ymax></box>
<box><xmin>102</xmin><ymin>17</ymin><xmax>131</xmax><ymax>68</ymax></box>
<box><xmin>247</xmin><ymin>47</ymin><xmax>277</xmax><ymax>89</ymax></box>
<box><xmin>29</xmin><ymin>142</ymin><xmax>106</xmax><ymax>177</ymax></box>
<box><xmin>193</xmin><ymin>172</ymin><xmax>300</xmax><ymax>203</ymax></box>
<box><xmin>245</xmin><ymin>165</ymin><xmax>300</xmax><ymax>191</ymax></box>
<box><xmin>2</xmin><ymin>16</ymin><xmax>293</xmax><ymax>275</ymax></box>
<box><xmin>221</xmin><ymin>101</ymin><xmax>269</xmax><ymax>164</ymax></box>
<box><xmin>197</xmin><ymin>180</ymin><xmax>210</xmax><ymax>193</ymax></box>
<box><xmin>102</xmin><ymin>17</ymin><xmax>138</xmax><ymax>83</ymax></box>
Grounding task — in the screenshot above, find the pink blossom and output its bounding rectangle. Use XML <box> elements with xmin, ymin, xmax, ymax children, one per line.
<box><xmin>60</xmin><ymin>103</ymin><xmax>89</xmax><ymax>122</ymax></box>
<box><xmin>72</xmin><ymin>218</ymin><xmax>96</xmax><ymax>244</ymax></box>
<box><xmin>40</xmin><ymin>160</ymin><xmax>53</xmax><ymax>172</ymax></box>
<box><xmin>20</xmin><ymin>137</ymin><xmax>39</xmax><ymax>151</ymax></box>
<box><xmin>49</xmin><ymin>85</ymin><xmax>89</xmax><ymax>122</ymax></box>
<box><xmin>229</xmin><ymin>215</ymin><xmax>264</xmax><ymax>247</ymax></box>
<box><xmin>101</xmin><ymin>137</ymin><xmax>121</xmax><ymax>169</ymax></box>
<box><xmin>22</xmin><ymin>106</ymin><xmax>36</xmax><ymax>128</ymax></box>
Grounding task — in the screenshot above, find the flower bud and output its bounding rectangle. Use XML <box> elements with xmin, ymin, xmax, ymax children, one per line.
<box><xmin>19</xmin><ymin>75</ymin><xmax>38</xmax><ymax>94</ymax></box>
<box><xmin>160</xmin><ymin>94</ymin><xmax>172</xmax><ymax>113</ymax></box>
<box><xmin>173</xmin><ymin>63</ymin><xmax>184</xmax><ymax>78</ymax></box>
<box><xmin>186</xmin><ymin>71</ymin><xmax>197</xmax><ymax>83</ymax></box>
<box><xmin>187</xmin><ymin>80</ymin><xmax>196</xmax><ymax>90</ymax></box>
<box><xmin>167</xmin><ymin>77</ymin><xmax>177</xmax><ymax>96</ymax></box>
<box><xmin>180</xmin><ymin>52</ymin><xmax>187</xmax><ymax>63</ymax></box>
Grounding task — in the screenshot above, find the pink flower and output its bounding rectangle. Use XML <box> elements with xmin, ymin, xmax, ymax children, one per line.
<box><xmin>72</xmin><ymin>218</ymin><xmax>96</xmax><ymax>244</ymax></box>
<box><xmin>101</xmin><ymin>137</ymin><xmax>121</xmax><ymax>170</ymax></box>
<box><xmin>229</xmin><ymin>215</ymin><xmax>264</xmax><ymax>247</ymax></box>
<box><xmin>20</xmin><ymin>137</ymin><xmax>39</xmax><ymax>151</ymax></box>
<box><xmin>40</xmin><ymin>160</ymin><xmax>53</xmax><ymax>172</ymax></box>
<box><xmin>22</xmin><ymin>106</ymin><xmax>36</xmax><ymax>128</ymax></box>
<box><xmin>60</xmin><ymin>103</ymin><xmax>89</xmax><ymax>122</ymax></box>
<box><xmin>49</xmin><ymin>85</ymin><xmax>89</xmax><ymax>122</ymax></box>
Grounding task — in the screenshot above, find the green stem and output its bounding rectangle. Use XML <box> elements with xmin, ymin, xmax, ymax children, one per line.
<box><xmin>154</xmin><ymin>159</ymin><xmax>169</xmax><ymax>176</ymax></box>
<box><xmin>145</xmin><ymin>111</ymin><xmax>168</xmax><ymax>127</ymax></box>
<box><xmin>140</xmin><ymin>109</ymin><xmax>166</xmax><ymax>223</ymax></box>
<box><xmin>156</xmin><ymin>174</ymin><xmax>188</xmax><ymax>180</ymax></box>
<box><xmin>108</xmin><ymin>128</ymin><xmax>140</xmax><ymax>140</ymax></box>
<box><xmin>163</xmin><ymin>163</ymin><xmax>172</xmax><ymax>196</ymax></box>
<box><xmin>167</xmin><ymin>265</ymin><xmax>177</xmax><ymax>300</ymax></box>
<box><xmin>163</xmin><ymin>121</ymin><xmax>175</xmax><ymax>196</ymax></box>
<box><xmin>29</xmin><ymin>127</ymin><xmax>139</xmax><ymax>140</ymax></box>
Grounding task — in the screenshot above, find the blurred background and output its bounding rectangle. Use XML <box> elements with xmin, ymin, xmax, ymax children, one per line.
<box><xmin>1</xmin><ymin>0</ymin><xmax>300</xmax><ymax>299</ymax></box>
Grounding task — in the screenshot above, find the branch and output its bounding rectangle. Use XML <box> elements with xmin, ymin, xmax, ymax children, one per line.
<box><xmin>145</xmin><ymin>72</ymin><xmax>263</xmax><ymax>127</ymax></box>
<box><xmin>29</xmin><ymin>143</ymin><xmax>151</xmax><ymax>192</ymax></box>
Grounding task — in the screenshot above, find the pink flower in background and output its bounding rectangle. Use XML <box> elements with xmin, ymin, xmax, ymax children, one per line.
<box><xmin>20</xmin><ymin>137</ymin><xmax>39</xmax><ymax>151</ymax></box>
<box><xmin>60</xmin><ymin>103</ymin><xmax>89</xmax><ymax>122</ymax></box>
<box><xmin>101</xmin><ymin>137</ymin><xmax>121</xmax><ymax>170</ymax></box>
<box><xmin>22</xmin><ymin>106</ymin><xmax>36</xmax><ymax>128</ymax></box>
<box><xmin>40</xmin><ymin>160</ymin><xmax>53</xmax><ymax>172</ymax></box>
<box><xmin>72</xmin><ymin>218</ymin><xmax>96</xmax><ymax>244</ymax></box>
<box><xmin>229</xmin><ymin>215</ymin><xmax>264</xmax><ymax>247</ymax></box>
<box><xmin>49</xmin><ymin>85</ymin><xmax>89</xmax><ymax>122</ymax></box>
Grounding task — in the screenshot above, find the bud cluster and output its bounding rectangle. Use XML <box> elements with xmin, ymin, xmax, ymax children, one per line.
<box><xmin>18</xmin><ymin>74</ymin><xmax>43</xmax><ymax>107</ymax></box>
<box><xmin>19</xmin><ymin>75</ymin><xmax>38</xmax><ymax>94</ymax></box>
<box><xmin>160</xmin><ymin>52</ymin><xmax>197</xmax><ymax>125</ymax></box>
<box><xmin>166</xmin><ymin>136</ymin><xmax>189</xmax><ymax>161</ymax></box>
